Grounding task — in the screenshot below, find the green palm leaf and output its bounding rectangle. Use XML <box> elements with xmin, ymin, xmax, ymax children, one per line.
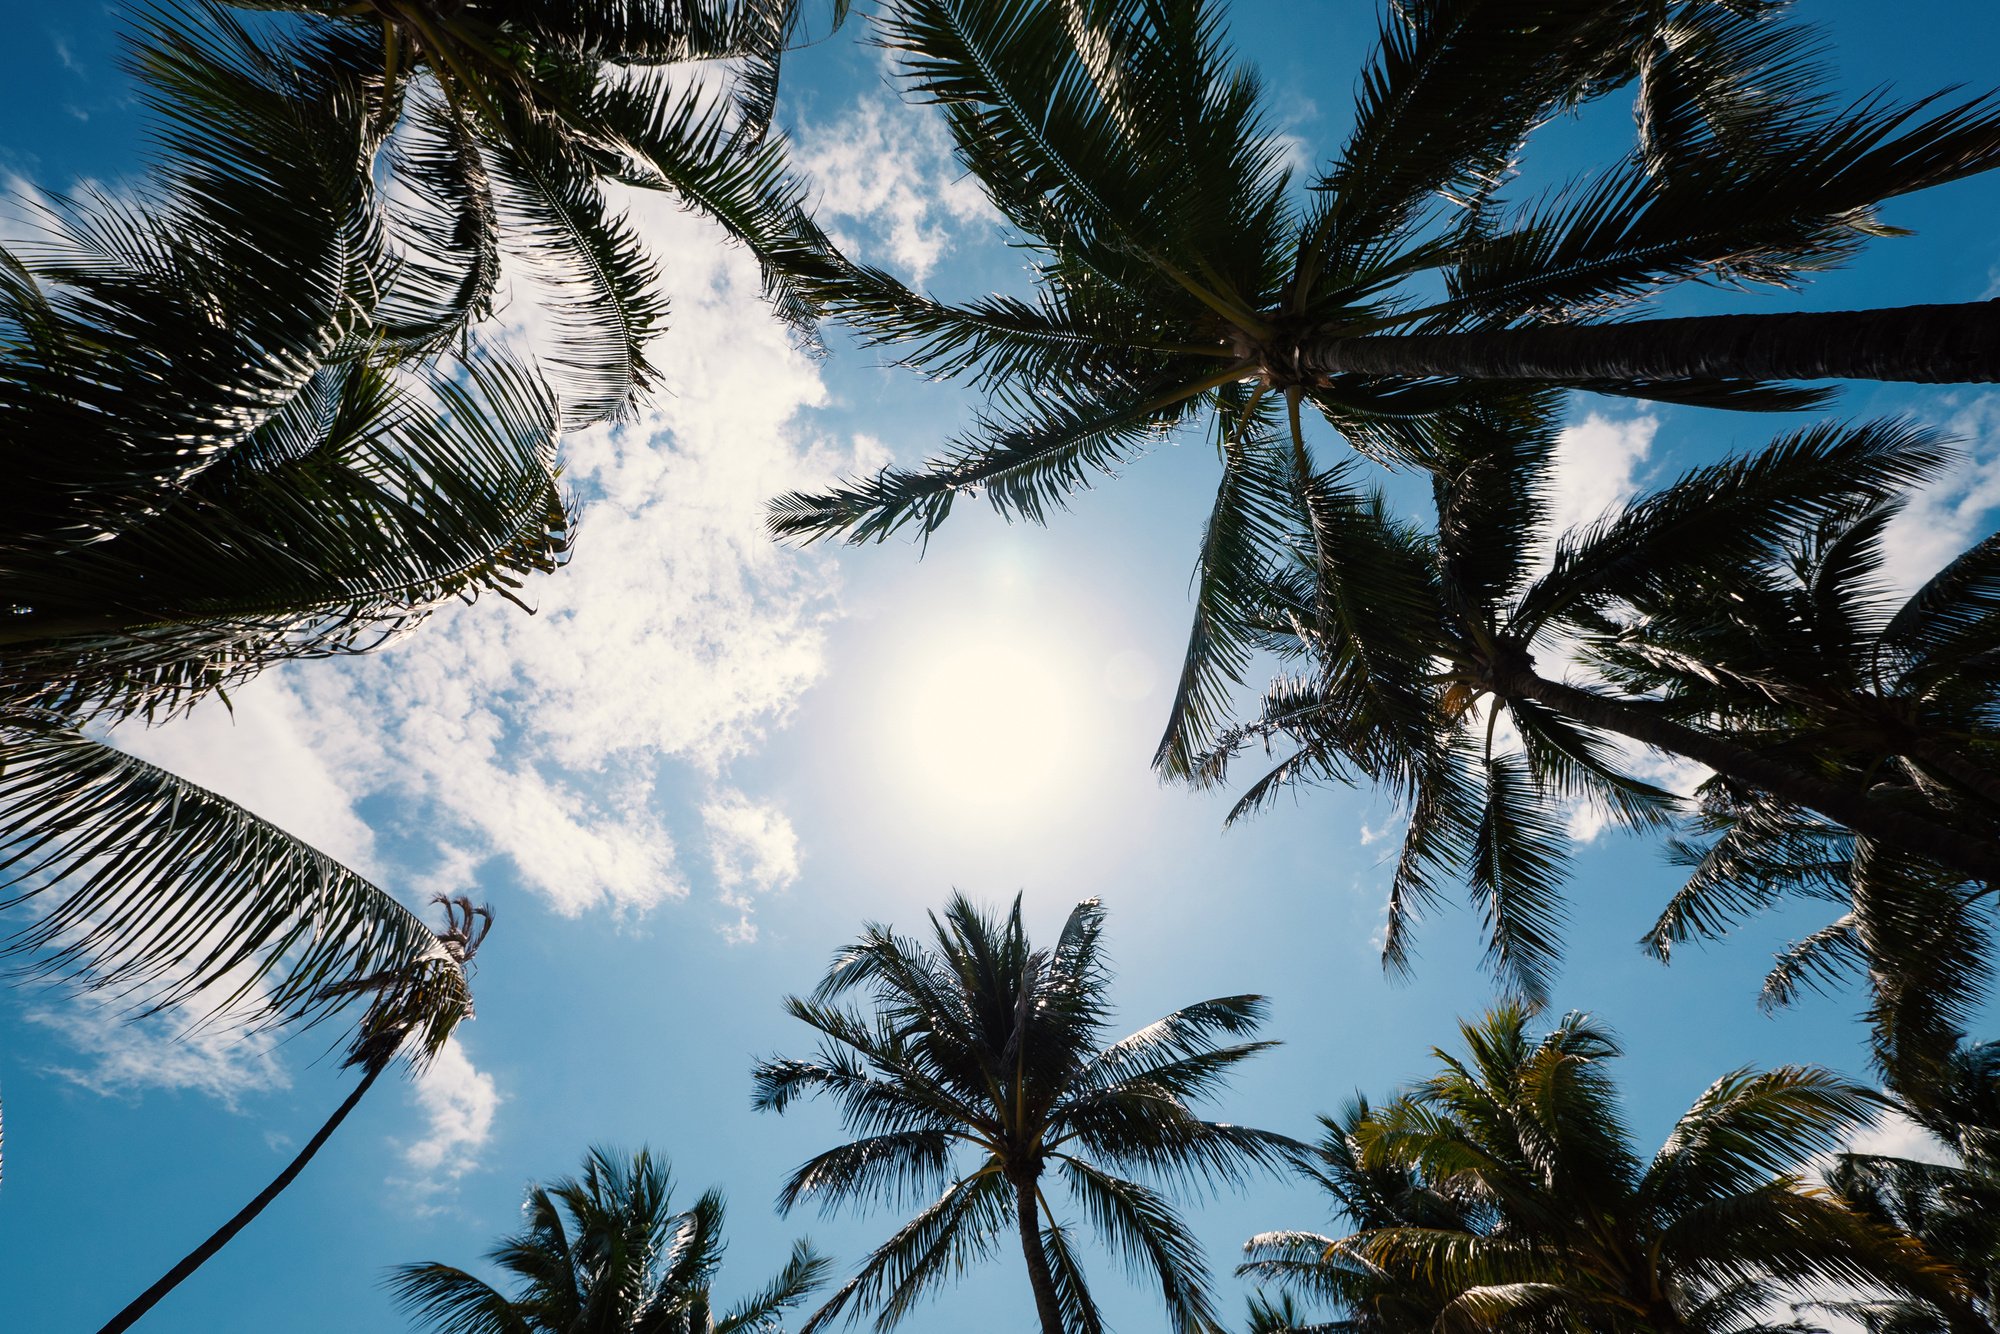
<box><xmin>0</xmin><ymin>720</ymin><xmax>469</xmax><ymax>1056</ymax></box>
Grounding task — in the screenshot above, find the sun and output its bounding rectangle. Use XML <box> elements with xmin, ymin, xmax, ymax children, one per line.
<box><xmin>878</xmin><ymin>621</ymin><xmax>1104</xmax><ymax>826</ymax></box>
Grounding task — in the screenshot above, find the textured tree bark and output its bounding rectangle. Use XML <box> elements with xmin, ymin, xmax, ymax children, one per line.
<box><xmin>95</xmin><ymin>1061</ymin><xmax>388</xmax><ymax>1334</ymax></box>
<box><xmin>1494</xmin><ymin>668</ymin><xmax>2000</xmax><ymax>886</ymax></box>
<box><xmin>1014</xmin><ymin>1177</ymin><xmax>1067</xmax><ymax>1334</ymax></box>
<box><xmin>1297</xmin><ymin>300</ymin><xmax>2000</xmax><ymax>384</ymax></box>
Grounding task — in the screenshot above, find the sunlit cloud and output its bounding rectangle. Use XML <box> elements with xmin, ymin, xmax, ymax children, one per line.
<box><xmin>793</xmin><ymin>92</ymin><xmax>992</xmax><ymax>285</ymax></box>
<box><xmin>1547</xmin><ymin>410</ymin><xmax>1659</xmax><ymax>541</ymax></box>
<box><xmin>1883</xmin><ymin>391</ymin><xmax>2000</xmax><ymax>594</ymax></box>
<box><xmin>392</xmin><ymin>1038</ymin><xmax>500</xmax><ymax>1212</ymax></box>
<box><xmin>1841</xmin><ymin>1107</ymin><xmax>1956</xmax><ymax>1167</ymax></box>
<box><xmin>703</xmin><ymin>791</ymin><xmax>803</xmax><ymax>944</ymax></box>
<box><xmin>23</xmin><ymin>1002</ymin><xmax>288</xmax><ymax>1111</ymax></box>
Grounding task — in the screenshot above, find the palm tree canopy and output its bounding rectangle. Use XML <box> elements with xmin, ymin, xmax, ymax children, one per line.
<box><xmin>763</xmin><ymin>0</ymin><xmax>2000</xmax><ymax>784</ymax></box>
<box><xmin>1817</xmin><ymin>1038</ymin><xmax>2000</xmax><ymax>1333</ymax></box>
<box><xmin>1190</xmin><ymin>407</ymin><xmax>1999</xmax><ymax>1002</ymax></box>
<box><xmin>0</xmin><ymin>8</ymin><xmax>563</xmax><ymax>1049</ymax></box>
<box><xmin>1239</xmin><ymin>1097</ymin><xmax>1486</xmax><ymax>1334</ymax></box>
<box><xmin>1621</xmin><ymin>501</ymin><xmax>2000</xmax><ymax>1082</ymax></box>
<box><xmin>752</xmin><ymin>893</ymin><xmax>1296</xmax><ymax>1334</ymax></box>
<box><xmin>390</xmin><ymin>1146</ymin><xmax>831</xmax><ymax>1333</ymax></box>
<box><xmin>206</xmin><ymin>0</ymin><xmax>845</xmax><ymax>420</ymax></box>
<box><xmin>1252</xmin><ymin>1005</ymin><xmax>1963</xmax><ymax>1334</ymax></box>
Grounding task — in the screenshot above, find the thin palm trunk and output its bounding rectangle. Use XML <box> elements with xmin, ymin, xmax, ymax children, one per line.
<box><xmin>1013</xmin><ymin>1178</ymin><xmax>1066</xmax><ymax>1334</ymax></box>
<box><xmin>1297</xmin><ymin>300</ymin><xmax>2000</xmax><ymax>384</ymax></box>
<box><xmin>94</xmin><ymin>1059</ymin><xmax>388</xmax><ymax>1334</ymax></box>
<box><xmin>1492</xmin><ymin>665</ymin><xmax>2000</xmax><ymax>886</ymax></box>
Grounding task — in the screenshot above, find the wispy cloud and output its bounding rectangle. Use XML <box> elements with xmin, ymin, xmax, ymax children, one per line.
<box><xmin>23</xmin><ymin>1002</ymin><xmax>288</xmax><ymax>1111</ymax></box>
<box><xmin>703</xmin><ymin>790</ymin><xmax>803</xmax><ymax>943</ymax></box>
<box><xmin>793</xmin><ymin>93</ymin><xmax>992</xmax><ymax>285</ymax></box>
<box><xmin>1883</xmin><ymin>391</ymin><xmax>2000</xmax><ymax>595</ymax></box>
<box><xmin>392</xmin><ymin>1038</ymin><xmax>500</xmax><ymax>1211</ymax></box>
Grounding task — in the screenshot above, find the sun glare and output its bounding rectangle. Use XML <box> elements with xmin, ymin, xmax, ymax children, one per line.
<box><xmin>881</xmin><ymin>625</ymin><xmax>1102</xmax><ymax>826</ymax></box>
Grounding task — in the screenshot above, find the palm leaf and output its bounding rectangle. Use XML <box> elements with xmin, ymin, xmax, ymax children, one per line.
<box><xmin>0</xmin><ymin>720</ymin><xmax>468</xmax><ymax>1060</ymax></box>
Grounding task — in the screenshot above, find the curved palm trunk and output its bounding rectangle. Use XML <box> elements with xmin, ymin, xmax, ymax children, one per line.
<box><xmin>1299</xmin><ymin>300</ymin><xmax>2000</xmax><ymax>384</ymax></box>
<box><xmin>94</xmin><ymin>1060</ymin><xmax>388</xmax><ymax>1334</ymax></box>
<box><xmin>1013</xmin><ymin>1179</ymin><xmax>1066</xmax><ymax>1334</ymax></box>
<box><xmin>1493</xmin><ymin>667</ymin><xmax>2000</xmax><ymax>886</ymax></box>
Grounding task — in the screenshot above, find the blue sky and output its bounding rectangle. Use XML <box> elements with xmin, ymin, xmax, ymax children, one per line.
<box><xmin>3</xmin><ymin>2</ymin><xmax>2000</xmax><ymax>1330</ymax></box>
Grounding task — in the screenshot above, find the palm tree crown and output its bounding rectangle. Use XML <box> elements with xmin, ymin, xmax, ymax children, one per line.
<box><xmin>390</xmin><ymin>1146</ymin><xmax>831</xmax><ymax>1333</ymax></box>
<box><xmin>1195</xmin><ymin>410</ymin><xmax>1998</xmax><ymax>1000</ymax></box>
<box><xmin>1</xmin><ymin>7</ymin><xmax>553</xmax><ymax>1047</ymax></box>
<box><xmin>752</xmin><ymin>893</ymin><xmax>1295</xmax><ymax>1334</ymax></box>
<box><xmin>1250</xmin><ymin>1005</ymin><xmax>1963</xmax><ymax>1334</ymax></box>
<box><xmin>765</xmin><ymin>0</ymin><xmax>2000</xmax><ymax>782</ymax></box>
<box><xmin>1820</xmin><ymin>1039</ymin><xmax>2000</xmax><ymax>1333</ymax></box>
<box><xmin>213</xmin><ymin>0</ymin><xmax>842</xmax><ymax>421</ymax></box>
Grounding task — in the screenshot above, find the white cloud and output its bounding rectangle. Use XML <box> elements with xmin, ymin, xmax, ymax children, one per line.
<box><xmin>793</xmin><ymin>94</ymin><xmax>992</xmax><ymax>285</ymax></box>
<box><xmin>1843</xmin><ymin>1107</ymin><xmax>1957</xmax><ymax>1167</ymax></box>
<box><xmin>23</xmin><ymin>1002</ymin><xmax>288</xmax><ymax>1111</ymax></box>
<box><xmin>1882</xmin><ymin>392</ymin><xmax>2000</xmax><ymax>595</ymax></box>
<box><xmin>703</xmin><ymin>790</ymin><xmax>803</xmax><ymax>944</ymax></box>
<box><xmin>1546</xmin><ymin>411</ymin><xmax>1659</xmax><ymax>541</ymax></box>
<box><xmin>109</xmin><ymin>180</ymin><xmax>887</xmax><ymax>924</ymax></box>
<box><xmin>393</xmin><ymin>1038</ymin><xmax>500</xmax><ymax>1209</ymax></box>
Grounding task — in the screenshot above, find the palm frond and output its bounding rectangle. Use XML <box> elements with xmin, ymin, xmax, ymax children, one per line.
<box><xmin>1056</xmin><ymin>1155</ymin><xmax>1222</xmax><ymax>1334</ymax></box>
<box><xmin>0</xmin><ymin>720</ymin><xmax>468</xmax><ymax>1061</ymax></box>
<box><xmin>4</xmin><ymin>351</ymin><xmax>568</xmax><ymax>723</ymax></box>
<box><xmin>1156</xmin><ymin>423</ymin><xmax>1297</xmax><ymax>777</ymax></box>
<box><xmin>1466</xmin><ymin>750</ymin><xmax>1570</xmax><ymax>1005</ymax></box>
<box><xmin>767</xmin><ymin>372</ymin><xmax>1222</xmax><ymax>543</ymax></box>
<box><xmin>798</xmin><ymin>1167</ymin><xmax>1013</xmax><ymax>1334</ymax></box>
<box><xmin>486</xmin><ymin>100</ymin><xmax>666</xmax><ymax>427</ymax></box>
<box><xmin>1518</xmin><ymin>418</ymin><xmax>1950</xmax><ymax>636</ymax></box>
<box><xmin>717</xmin><ymin>1240</ymin><xmax>835</xmax><ymax>1334</ymax></box>
<box><xmin>385</xmin><ymin>1262</ymin><xmax>533</xmax><ymax>1334</ymax></box>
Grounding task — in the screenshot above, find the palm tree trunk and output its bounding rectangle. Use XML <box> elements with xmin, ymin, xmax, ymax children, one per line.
<box><xmin>1492</xmin><ymin>667</ymin><xmax>2000</xmax><ymax>886</ymax></box>
<box><xmin>1903</xmin><ymin>735</ymin><xmax>2000</xmax><ymax>815</ymax></box>
<box><xmin>1013</xmin><ymin>1178</ymin><xmax>1067</xmax><ymax>1334</ymax></box>
<box><xmin>94</xmin><ymin>1060</ymin><xmax>388</xmax><ymax>1334</ymax></box>
<box><xmin>1298</xmin><ymin>300</ymin><xmax>2000</xmax><ymax>384</ymax></box>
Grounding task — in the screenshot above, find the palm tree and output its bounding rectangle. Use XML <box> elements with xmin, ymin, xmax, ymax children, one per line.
<box><xmin>95</xmin><ymin>895</ymin><xmax>489</xmax><ymax>1334</ymax></box>
<box><xmin>1239</xmin><ymin>1098</ymin><xmax>1482</xmax><ymax>1334</ymax></box>
<box><xmin>764</xmin><ymin>0</ymin><xmax>2000</xmax><ymax>774</ymax></box>
<box><xmin>203</xmin><ymin>0</ymin><xmax>842</xmax><ymax>421</ymax></box>
<box><xmin>1</xmin><ymin>13</ymin><xmax>565</xmax><ymax>1040</ymax></box>
<box><xmin>1259</xmin><ymin>1005</ymin><xmax>1961</xmax><ymax>1334</ymax></box>
<box><xmin>1621</xmin><ymin>503</ymin><xmax>2000</xmax><ymax>1082</ymax></box>
<box><xmin>1195</xmin><ymin>413</ymin><xmax>1998</xmax><ymax>997</ymax></box>
<box><xmin>389</xmin><ymin>1146</ymin><xmax>830</xmax><ymax>1334</ymax></box>
<box><xmin>1647</xmin><ymin>782</ymin><xmax>1996</xmax><ymax>1097</ymax></box>
<box><xmin>752</xmin><ymin>893</ymin><xmax>1295</xmax><ymax>1334</ymax></box>
<box><xmin>1814</xmin><ymin>1039</ymin><xmax>2000</xmax><ymax>1333</ymax></box>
